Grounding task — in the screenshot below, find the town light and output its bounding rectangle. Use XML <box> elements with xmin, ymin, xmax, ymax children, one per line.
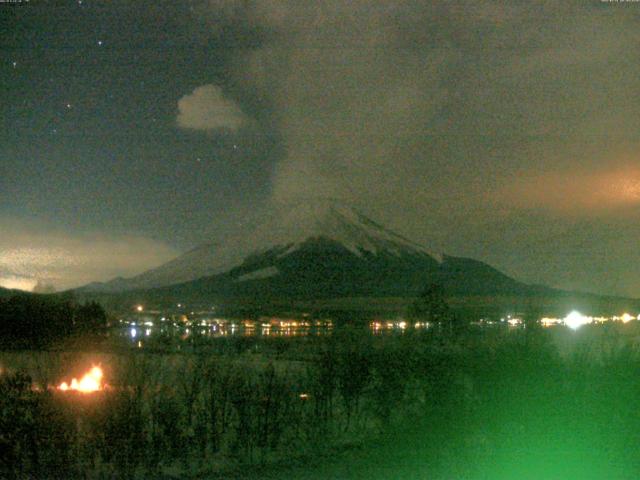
<box><xmin>564</xmin><ymin>311</ymin><xmax>590</xmax><ymax>330</ymax></box>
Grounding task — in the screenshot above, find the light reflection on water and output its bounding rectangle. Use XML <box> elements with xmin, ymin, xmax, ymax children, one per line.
<box><xmin>116</xmin><ymin>318</ymin><xmax>446</xmax><ymax>343</ymax></box>
<box><xmin>117</xmin><ymin>322</ymin><xmax>336</xmax><ymax>342</ymax></box>
<box><xmin>114</xmin><ymin>321</ymin><xmax>448</xmax><ymax>347</ymax></box>
<box><xmin>119</xmin><ymin>316</ymin><xmax>588</xmax><ymax>345</ymax></box>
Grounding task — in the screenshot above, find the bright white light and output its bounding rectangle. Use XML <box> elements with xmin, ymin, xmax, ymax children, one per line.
<box><xmin>564</xmin><ymin>311</ymin><xmax>590</xmax><ymax>330</ymax></box>
<box><xmin>621</xmin><ymin>313</ymin><xmax>634</xmax><ymax>323</ymax></box>
<box><xmin>130</xmin><ymin>327</ymin><xmax>137</xmax><ymax>338</ymax></box>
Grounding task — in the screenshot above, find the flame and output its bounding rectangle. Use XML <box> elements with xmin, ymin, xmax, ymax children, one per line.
<box><xmin>57</xmin><ymin>366</ymin><xmax>103</xmax><ymax>393</ymax></box>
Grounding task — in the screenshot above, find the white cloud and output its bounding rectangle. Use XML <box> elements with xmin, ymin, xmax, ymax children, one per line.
<box><xmin>176</xmin><ymin>84</ymin><xmax>246</xmax><ymax>131</ymax></box>
<box><xmin>0</xmin><ymin>218</ymin><xmax>178</xmax><ymax>291</ymax></box>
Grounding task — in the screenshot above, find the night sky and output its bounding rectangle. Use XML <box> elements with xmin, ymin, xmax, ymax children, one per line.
<box><xmin>1</xmin><ymin>1</ymin><xmax>640</xmax><ymax>296</ymax></box>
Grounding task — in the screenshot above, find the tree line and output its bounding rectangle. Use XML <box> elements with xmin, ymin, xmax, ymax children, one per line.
<box><xmin>0</xmin><ymin>293</ymin><xmax>107</xmax><ymax>348</ymax></box>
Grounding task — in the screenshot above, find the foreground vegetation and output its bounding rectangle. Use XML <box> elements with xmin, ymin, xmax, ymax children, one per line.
<box><xmin>0</xmin><ymin>293</ymin><xmax>107</xmax><ymax>349</ymax></box>
<box><xmin>1</xmin><ymin>324</ymin><xmax>640</xmax><ymax>479</ymax></box>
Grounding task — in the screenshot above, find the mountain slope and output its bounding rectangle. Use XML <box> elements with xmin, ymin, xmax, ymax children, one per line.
<box><xmin>86</xmin><ymin>201</ymin><xmax>442</xmax><ymax>293</ymax></box>
<box><xmin>77</xmin><ymin>202</ymin><xmax>639</xmax><ymax>314</ymax></box>
<box><xmin>0</xmin><ymin>287</ymin><xmax>15</xmax><ymax>299</ymax></box>
<box><xmin>149</xmin><ymin>239</ymin><xmax>543</xmax><ymax>303</ymax></box>
<box><xmin>131</xmin><ymin>203</ymin><xmax>543</xmax><ymax>302</ymax></box>
<box><xmin>82</xmin><ymin>201</ymin><xmax>558</xmax><ymax>305</ymax></box>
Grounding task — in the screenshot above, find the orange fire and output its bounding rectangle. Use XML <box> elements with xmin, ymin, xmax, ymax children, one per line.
<box><xmin>58</xmin><ymin>366</ymin><xmax>104</xmax><ymax>393</ymax></box>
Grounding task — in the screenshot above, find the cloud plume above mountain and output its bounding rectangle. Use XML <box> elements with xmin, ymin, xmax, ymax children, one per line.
<box><xmin>197</xmin><ymin>1</ymin><xmax>639</xmax><ymax>217</ymax></box>
<box><xmin>193</xmin><ymin>0</ymin><xmax>640</xmax><ymax>295</ymax></box>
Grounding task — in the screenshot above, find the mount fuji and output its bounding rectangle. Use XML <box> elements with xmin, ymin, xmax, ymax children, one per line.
<box><xmin>83</xmin><ymin>201</ymin><xmax>547</xmax><ymax>301</ymax></box>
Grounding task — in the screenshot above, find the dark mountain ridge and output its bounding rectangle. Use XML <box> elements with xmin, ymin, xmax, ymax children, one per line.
<box><xmin>77</xmin><ymin>202</ymin><xmax>637</xmax><ymax>316</ymax></box>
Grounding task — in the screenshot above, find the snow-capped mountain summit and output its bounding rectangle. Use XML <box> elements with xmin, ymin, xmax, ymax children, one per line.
<box><xmin>83</xmin><ymin>200</ymin><xmax>546</xmax><ymax>302</ymax></box>
<box><xmin>245</xmin><ymin>201</ymin><xmax>439</xmax><ymax>259</ymax></box>
<box><xmin>87</xmin><ymin>201</ymin><xmax>441</xmax><ymax>293</ymax></box>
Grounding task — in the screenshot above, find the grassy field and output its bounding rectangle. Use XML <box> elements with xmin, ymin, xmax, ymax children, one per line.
<box><xmin>1</xmin><ymin>323</ymin><xmax>640</xmax><ymax>478</ymax></box>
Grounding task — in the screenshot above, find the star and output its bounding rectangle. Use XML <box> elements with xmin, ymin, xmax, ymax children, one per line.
<box><xmin>233</xmin><ymin>144</ymin><xmax>238</xmax><ymax>150</ymax></box>
<box><xmin>12</xmin><ymin>61</ymin><xmax>17</xmax><ymax>68</ymax></box>
<box><xmin>97</xmin><ymin>40</ymin><xmax>103</xmax><ymax>46</ymax></box>
<box><xmin>66</xmin><ymin>103</ymin><xmax>72</xmax><ymax>109</ymax></box>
